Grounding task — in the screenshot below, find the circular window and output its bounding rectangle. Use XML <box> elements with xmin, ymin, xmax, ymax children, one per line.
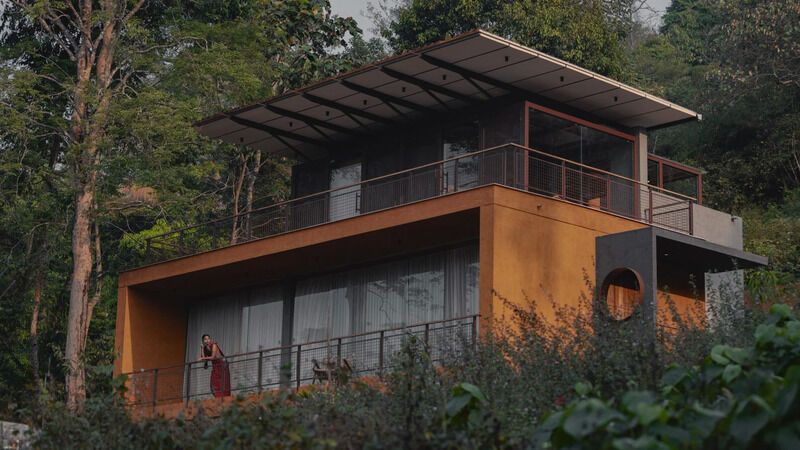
<box><xmin>602</xmin><ymin>268</ymin><xmax>644</xmax><ymax>321</ymax></box>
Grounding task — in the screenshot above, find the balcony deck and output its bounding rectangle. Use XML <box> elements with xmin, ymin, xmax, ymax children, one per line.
<box><xmin>124</xmin><ymin>315</ymin><xmax>478</xmax><ymax>408</ymax></box>
<box><xmin>128</xmin><ymin>143</ymin><xmax>698</xmax><ymax>271</ymax></box>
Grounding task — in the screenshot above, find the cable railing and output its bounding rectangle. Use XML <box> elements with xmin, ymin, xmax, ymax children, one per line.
<box><xmin>124</xmin><ymin>315</ymin><xmax>479</xmax><ymax>407</ymax></box>
<box><xmin>132</xmin><ymin>143</ymin><xmax>697</xmax><ymax>268</ymax></box>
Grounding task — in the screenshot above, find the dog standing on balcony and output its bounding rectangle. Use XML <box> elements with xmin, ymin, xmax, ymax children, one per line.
<box><xmin>200</xmin><ymin>334</ymin><xmax>231</xmax><ymax>397</ymax></box>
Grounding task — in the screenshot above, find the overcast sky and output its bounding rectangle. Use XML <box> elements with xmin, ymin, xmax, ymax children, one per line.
<box><xmin>329</xmin><ymin>0</ymin><xmax>675</xmax><ymax>39</ymax></box>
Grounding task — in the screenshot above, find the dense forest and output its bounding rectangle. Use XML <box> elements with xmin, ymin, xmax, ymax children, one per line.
<box><xmin>0</xmin><ymin>0</ymin><xmax>798</xmax><ymax>434</ymax></box>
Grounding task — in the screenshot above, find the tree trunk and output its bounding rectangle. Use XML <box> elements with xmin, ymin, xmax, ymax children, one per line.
<box><xmin>30</xmin><ymin>264</ymin><xmax>43</xmax><ymax>387</ymax></box>
<box><xmin>230</xmin><ymin>155</ymin><xmax>248</xmax><ymax>244</ymax></box>
<box><xmin>243</xmin><ymin>150</ymin><xmax>262</xmax><ymax>239</ymax></box>
<box><xmin>65</xmin><ymin>178</ymin><xmax>95</xmax><ymax>412</ymax></box>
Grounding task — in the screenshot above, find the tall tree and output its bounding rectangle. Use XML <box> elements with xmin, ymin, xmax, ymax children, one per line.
<box><xmin>0</xmin><ymin>0</ymin><xmax>378</xmax><ymax>414</ymax></box>
<box><xmin>377</xmin><ymin>0</ymin><xmax>626</xmax><ymax>77</ymax></box>
<box><xmin>8</xmin><ymin>0</ymin><xmax>155</xmax><ymax>411</ymax></box>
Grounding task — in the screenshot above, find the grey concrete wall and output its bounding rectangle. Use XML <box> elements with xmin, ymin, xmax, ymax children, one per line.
<box><xmin>692</xmin><ymin>204</ymin><xmax>743</xmax><ymax>250</ymax></box>
<box><xmin>596</xmin><ymin>228</ymin><xmax>657</xmax><ymax>327</ymax></box>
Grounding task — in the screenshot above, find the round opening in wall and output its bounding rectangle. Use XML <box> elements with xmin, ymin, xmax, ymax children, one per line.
<box><xmin>602</xmin><ymin>268</ymin><xmax>643</xmax><ymax>321</ymax></box>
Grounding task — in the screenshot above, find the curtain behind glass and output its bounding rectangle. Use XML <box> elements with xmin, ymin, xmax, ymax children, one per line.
<box><xmin>291</xmin><ymin>244</ymin><xmax>478</xmax><ymax>378</ymax></box>
<box><xmin>185</xmin><ymin>286</ymin><xmax>286</xmax><ymax>396</ymax></box>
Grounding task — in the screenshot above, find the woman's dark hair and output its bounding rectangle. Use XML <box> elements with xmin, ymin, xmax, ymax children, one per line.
<box><xmin>202</xmin><ymin>334</ymin><xmax>212</xmax><ymax>359</ymax></box>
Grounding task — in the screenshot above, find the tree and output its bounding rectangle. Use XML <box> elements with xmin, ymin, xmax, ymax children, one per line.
<box><xmin>378</xmin><ymin>0</ymin><xmax>626</xmax><ymax>77</ymax></box>
<box><xmin>0</xmin><ymin>0</ymin><xmax>378</xmax><ymax>414</ymax></box>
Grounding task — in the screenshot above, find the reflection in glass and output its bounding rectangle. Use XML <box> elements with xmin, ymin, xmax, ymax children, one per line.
<box><xmin>292</xmin><ymin>244</ymin><xmax>479</xmax><ymax>344</ymax></box>
<box><xmin>329</xmin><ymin>162</ymin><xmax>362</xmax><ymax>221</ymax></box>
<box><xmin>443</xmin><ymin>122</ymin><xmax>480</xmax><ymax>191</ymax></box>
<box><xmin>662</xmin><ymin>164</ymin><xmax>698</xmax><ymax>199</ymax></box>
<box><xmin>648</xmin><ymin>159</ymin><xmax>659</xmax><ymax>187</ymax></box>
<box><xmin>529</xmin><ymin>109</ymin><xmax>633</xmax><ymax>177</ymax></box>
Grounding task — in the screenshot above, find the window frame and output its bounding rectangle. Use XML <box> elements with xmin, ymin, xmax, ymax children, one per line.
<box><xmin>647</xmin><ymin>154</ymin><xmax>703</xmax><ymax>204</ymax></box>
<box><xmin>524</xmin><ymin>101</ymin><xmax>638</xmax><ymax>181</ymax></box>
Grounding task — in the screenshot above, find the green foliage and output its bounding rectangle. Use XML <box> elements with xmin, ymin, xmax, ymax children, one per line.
<box><xmin>382</xmin><ymin>0</ymin><xmax>626</xmax><ymax>77</ymax></box>
<box><xmin>26</xmin><ymin>300</ymin><xmax>796</xmax><ymax>449</ymax></box>
<box><xmin>531</xmin><ymin>304</ymin><xmax>800</xmax><ymax>449</ymax></box>
<box><xmin>0</xmin><ymin>0</ymin><xmax>379</xmax><ymax>418</ymax></box>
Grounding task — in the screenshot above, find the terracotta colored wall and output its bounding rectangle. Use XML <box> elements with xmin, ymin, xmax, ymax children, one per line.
<box><xmin>479</xmin><ymin>188</ymin><xmax>647</xmax><ymax>332</ymax></box>
<box><xmin>115</xmin><ymin>287</ymin><xmax>188</xmax><ymax>402</ymax></box>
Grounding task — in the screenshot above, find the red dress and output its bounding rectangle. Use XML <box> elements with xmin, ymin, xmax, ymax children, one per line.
<box><xmin>207</xmin><ymin>342</ymin><xmax>231</xmax><ymax>397</ymax></box>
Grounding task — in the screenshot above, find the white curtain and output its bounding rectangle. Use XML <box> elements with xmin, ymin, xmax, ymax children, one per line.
<box><xmin>291</xmin><ymin>244</ymin><xmax>478</xmax><ymax>379</ymax></box>
<box><xmin>183</xmin><ymin>244</ymin><xmax>479</xmax><ymax>391</ymax></box>
<box><xmin>185</xmin><ymin>286</ymin><xmax>285</xmax><ymax>396</ymax></box>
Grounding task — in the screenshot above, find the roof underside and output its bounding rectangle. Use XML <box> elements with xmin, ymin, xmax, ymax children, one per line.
<box><xmin>196</xmin><ymin>30</ymin><xmax>701</xmax><ymax>159</ymax></box>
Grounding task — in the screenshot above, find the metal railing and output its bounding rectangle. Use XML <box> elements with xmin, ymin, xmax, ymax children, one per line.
<box><xmin>134</xmin><ymin>143</ymin><xmax>697</xmax><ymax>268</ymax></box>
<box><xmin>124</xmin><ymin>315</ymin><xmax>479</xmax><ymax>407</ymax></box>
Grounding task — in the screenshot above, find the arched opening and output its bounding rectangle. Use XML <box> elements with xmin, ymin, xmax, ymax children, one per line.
<box><xmin>602</xmin><ymin>268</ymin><xmax>644</xmax><ymax>321</ymax></box>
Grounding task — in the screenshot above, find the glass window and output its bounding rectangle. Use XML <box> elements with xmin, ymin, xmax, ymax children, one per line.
<box><xmin>662</xmin><ymin>164</ymin><xmax>698</xmax><ymax>199</ymax></box>
<box><xmin>329</xmin><ymin>162</ymin><xmax>361</xmax><ymax>221</ymax></box>
<box><xmin>648</xmin><ymin>159</ymin><xmax>659</xmax><ymax>187</ymax></box>
<box><xmin>529</xmin><ymin>109</ymin><xmax>633</xmax><ymax>178</ymax></box>
<box><xmin>443</xmin><ymin>122</ymin><xmax>480</xmax><ymax>191</ymax></box>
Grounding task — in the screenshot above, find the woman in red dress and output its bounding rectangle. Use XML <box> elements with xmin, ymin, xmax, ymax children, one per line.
<box><xmin>200</xmin><ymin>334</ymin><xmax>231</xmax><ymax>397</ymax></box>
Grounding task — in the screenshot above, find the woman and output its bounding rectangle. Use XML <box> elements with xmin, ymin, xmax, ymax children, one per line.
<box><xmin>200</xmin><ymin>334</ymin><xmax>231</xmax><ymax>397</ymax></box>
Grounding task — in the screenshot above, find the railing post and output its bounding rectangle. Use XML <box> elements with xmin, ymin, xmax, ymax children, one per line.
<box><xmin>378</xmin><ymin>330</ymin><xmax>385</xmax><ymax>375</ymax></box>
<box><xmin>295</xmin><ymin>344</ymin><xmax>301</xmax><ymax>390</ymax></box>
<box><xmin>257</xmin><ymin>350</ymin><xmax>263</xmax><ymax>392</ymax></box>
<box><xmin>561</xmin><ymin>161</ymin><xmax>567</xmax><ymax>198</ymax></box>
<box><xmin>337</xmin><ymin>338</ymin><xmax>342</xmax><ymax>367</ymax></box>
<box><xmin>606</xmin><ymin>177</ymin><xmax>612</xmax><ymax>211</ymax></box>
<box><xmin>151</xmin><ymin>368</ymin><xmax>159</xmax><ymax>410</ymax></box>
<box><xmin>502</xmin><ymin>149</ymin><xmax>508</xmax><ymax>185</ymax></box>
<box><xmin>408</xmin><ymin>171</ymin><xmax>414</xmax><ymax>202</ymax></box>
<box><xmin>184</xmin><ymin>363</ymin><xmax>191</xmax><ymax>405</ymax></box>
<box><xmin>424</xmin><ymin>323</ymin><xmax>430</xmax><ymax>348</ymax></box>
<box><xmin>648</xmin><ymin>190</ymin><xmax>654</xmax><ymax>223</ymax></box>
<box><xmin>144</xmin><ymin>237</ymin><xmax>151</xmax><ymax>260</ymax></box>
<box><xmin>453</xmin><ymin>158</ymin><xmax>459</xmax><ymax>192</ymax></box>
<box><xmin>688</xmin><ymin>201</ymin><xmax>694</xmax><ymax>235</ymax></box>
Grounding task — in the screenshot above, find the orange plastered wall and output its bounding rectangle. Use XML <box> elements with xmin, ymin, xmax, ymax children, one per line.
<box><xmin>479</xmin><ymin>188</ymin><xmax>646</xmax><ymax>333</ymax></box>
<box><xmin>114</xmin><ymin>287</ymin><xmax>188</xmax><ymax>376</ymax></box>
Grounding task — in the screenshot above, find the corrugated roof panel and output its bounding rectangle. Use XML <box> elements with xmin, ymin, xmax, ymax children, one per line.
<box><xmin>424</xmin><ymin>34</ymin><xmax>506</xmax><ymax>63</ymax></box>
<box><xmin>196</xmin><ymin>29</ymin><xmax>701</xmax><ymax>156</ymax></box>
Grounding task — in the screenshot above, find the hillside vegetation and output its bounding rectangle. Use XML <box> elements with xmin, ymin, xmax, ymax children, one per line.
<box><xmin>1</xmin><ymin>0</ymin><xmax>798</xmax><ymax>432</ymax></box>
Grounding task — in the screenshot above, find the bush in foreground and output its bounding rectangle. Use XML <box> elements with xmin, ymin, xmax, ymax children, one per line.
<box><xmin>26</xmin><ymin>301</ymin><xmax>799</xmax><ymax>449</ymax></box>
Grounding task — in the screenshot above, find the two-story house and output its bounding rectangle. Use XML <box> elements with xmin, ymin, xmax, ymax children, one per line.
<box><xmin>114</xmin><ymin>30</ymin><xmax>766</xmax><ymax>416</ymax></box>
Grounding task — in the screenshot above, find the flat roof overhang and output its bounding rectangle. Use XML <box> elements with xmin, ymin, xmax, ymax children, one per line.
<box><xmin>598</xmin><ymin>227</ymin><xmax>766</xmax><ymax>275</ymax></box>
<box><xmin>195</xmin><ymin>29</ymin><xmax>702</xmax><ymax>159</ymax></box>
<box><xmin>654</xmin><ymin>228</ymin><xmax>767</xmax><ymax>272</ymax></box>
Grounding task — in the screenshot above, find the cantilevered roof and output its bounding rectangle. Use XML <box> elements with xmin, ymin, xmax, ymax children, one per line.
<box><xmin>195</xmin><ymin>29</ymin><xmax>701</xmax><ymax>159</ymax></box>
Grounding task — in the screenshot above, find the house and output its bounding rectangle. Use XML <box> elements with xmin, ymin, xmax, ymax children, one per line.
<box><xmin>113</xmin><ymin>30</ymin><xmax>766</xmax><ymax>416</ymax></box>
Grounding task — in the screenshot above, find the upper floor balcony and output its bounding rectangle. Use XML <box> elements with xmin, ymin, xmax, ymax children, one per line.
<box><xmin>134</xmin><ymin>142</ymin><xmax>710</xmax><ymax>269</ymax></box>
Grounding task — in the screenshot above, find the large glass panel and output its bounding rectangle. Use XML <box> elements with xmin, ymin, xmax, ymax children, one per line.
<box><xmin>291</xmin><ymin>244</ymin><xmax>478</xmax><ymax>382</ymax></box>
<box><xmin>528</xmin><ymin>108</ymin><xmax>635</xmax><ymax>216</ymax></box>
<box><xmin>529</xmin><ymin>109</ymin><xmax>633</xmax><ymax>177</ymax></box>
<box><xmin>662</xmin><ymin>164</ymin><xmax>699</xmax><ymax>199</ymax></box>
<box><xmin>443</xmin><ymin>122</ymin><xmax>480</xmax><ymax>191</ymax></box>
<box><xmin>184</xmin><ymin>286</ymin><xmax>288</xmax><ymax>396</ymax></box>
<box><xmin>648</xmin><ymin>159</ymin><xmax>659</xmax><ymax>187</ymax></box>
<box><xmin>329</xmin><ymin>162</ymin><xmax>362</xmax><ymax>221</ymax></box>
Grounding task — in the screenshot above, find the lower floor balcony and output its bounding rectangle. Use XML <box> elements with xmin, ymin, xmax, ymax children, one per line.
<box><xmin>124</xmin><ymin>315</ymin><xmax>478</xmax><ymax>407</ymax></box>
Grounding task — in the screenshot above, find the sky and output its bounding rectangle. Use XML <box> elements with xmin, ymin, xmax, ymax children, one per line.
<box><xmin>329</xmin><ymin>0</ymin><xmax>674</xmax><ymax>39</ymax></box>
